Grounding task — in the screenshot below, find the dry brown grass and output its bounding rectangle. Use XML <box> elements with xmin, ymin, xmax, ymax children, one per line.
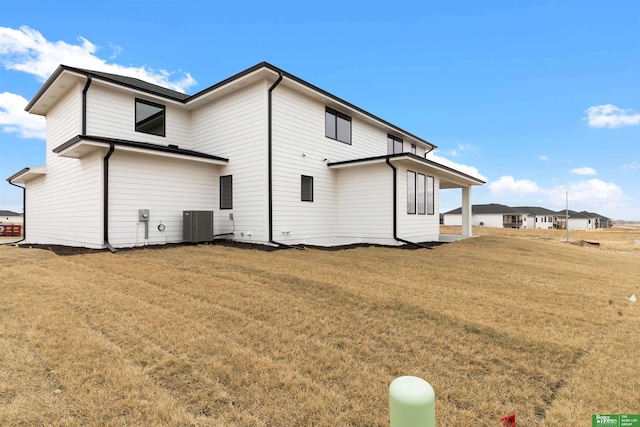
<box><xmin>441</xmin><ymin>224</ymin><xmax>640</xmax><ymax>252</ymax></box>
<box><xmin>1</xmin><ymin>231</ymin><xmax>638</xmax><ymax>426</ymax></box>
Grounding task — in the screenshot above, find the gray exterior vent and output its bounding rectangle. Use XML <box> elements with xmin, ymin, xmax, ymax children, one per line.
<box><xmin>183</xmin><ymin>211</ymin><xmax>214</xmax><ymax>242</ymax></box>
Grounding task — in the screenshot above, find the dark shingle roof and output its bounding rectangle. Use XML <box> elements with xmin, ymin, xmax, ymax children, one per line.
<box><xmin>444</xmin><ymin>203</ymin><xmax>522</xmax><ymax>215</ymax></box>
<box><xmin>70</xmin><ymin>67</ymin><xmax>191</xmax><ymax>101</ymax></box>
<box><xmin>0</xmin><ymin>210</ymin><xmax>21</xmax><ymax>216</ymax></box>
<box><xmin>512</xmin><ymin>206</ymin><xmax>558</xmax><ymax>216</ymax></box>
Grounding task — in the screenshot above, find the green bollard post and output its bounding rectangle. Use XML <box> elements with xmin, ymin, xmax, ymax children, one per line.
<box><xmin>389</xmin><ymin>376</ymin><xmax>436</xmax><ymax>427</ymax></box>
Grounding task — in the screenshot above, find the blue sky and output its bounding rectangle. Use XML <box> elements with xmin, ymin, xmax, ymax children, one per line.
<box><xmin>1</xmin><ymin>0</ymin><xmax>639</xmax><ymax>220</ymax></box>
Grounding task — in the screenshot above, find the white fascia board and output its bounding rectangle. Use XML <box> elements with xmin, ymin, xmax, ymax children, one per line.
<box><xmin>27</xmin><ymin>69</ymin><xmax>87</xmax><ymax>115</ymax></box>
<box><xmin>7</xmin><ymin>165</ymin><xmax>47</xmax><ymax>184</ymax></box>
<box><xmin>56</xmin><ymin>140</ymin><xmax>227</xmax><ymax>165</ymax></box>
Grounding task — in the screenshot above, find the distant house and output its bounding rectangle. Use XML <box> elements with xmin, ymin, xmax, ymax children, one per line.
<box><xmin>553</xmin><ymin>210</ymin><xmax>612</xmax><ymax>230</ymax></box>
<box><xmin>581</xmin><ymin>211</ymin><xmax>612</xmax><ymax>229</ymax></box>
<box><xmin>7</xmin><ymin>62</ymin><xmax>484</xmax><ymax>250</ymax></box>
<box><xmin>444</xmin><ymin>204</ymin><xmax>613</xmax><ymax>231</ymax></box>
<box><xmin>0</xmin><ymin>210</ymin><xmax>23</xmax><ymax>224</ymax></box>
<box><xmin>513</xmin><ymin>206</ymin><xmax>558</xmax><ymax>229</ymax></box>
<box><xmin>443</xmin><ymin>204</ymin><xmax>528</xmax><ymax>229</ymax></box>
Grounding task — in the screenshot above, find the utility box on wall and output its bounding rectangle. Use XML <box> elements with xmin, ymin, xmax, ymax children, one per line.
<box><xmin>183</xmin><ymin>211</ymin><xmax>214</xmax><ymax>242</ymax></box>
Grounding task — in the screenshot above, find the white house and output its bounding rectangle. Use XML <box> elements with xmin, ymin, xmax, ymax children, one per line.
<box><xmin>443</xmin><ymin>204</ymin><xmax>528</xmax><ymax>228</ymax></box>
<box><xmin>513</xmin><ymin>206</ymin><xmax>558</xmax><ymax>229</ymax></box>
<box><xmin>554</xmin><ymin>210</ymin><xmax>607</xmax><ymax>231</ymax></box>
<box><xmin>0</xmin><ymin>210</ymin><xmax>23</xmax><ymax>224</ymax></box>
<box><xmin>8</xmin><ymin>62</ymin><xmax>484</xmax><ymax>250</ymax></box>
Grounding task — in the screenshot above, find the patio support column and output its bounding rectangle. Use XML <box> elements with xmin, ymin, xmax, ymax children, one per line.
<box><xmin>461</xmin><ymin>186</ymin><xmax>472</xmax><ymax>237</ymax></box>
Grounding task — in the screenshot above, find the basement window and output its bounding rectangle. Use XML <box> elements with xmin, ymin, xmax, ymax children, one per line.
<box><xmin>135</xmin><ymin>99</ymin><xmax>165</xmax><ymax>137</ymax></box>
<box><xmin>325</xmin><ymin>107</ymin><xmax>351</xmax><ymax>144</ymax></box>
<box><xmin>220</xmin><ymin>175</ymin><xmax>233</xmax><ymax>209</ymax></box>
<box><xmin>301</xmin><ymin>175</ymin><xmax>314</xmax><ymax>202</ymax></box>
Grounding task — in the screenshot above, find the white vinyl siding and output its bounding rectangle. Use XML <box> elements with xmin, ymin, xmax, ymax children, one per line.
<box><xmin>335</xmin><ymin>164</ymin><xmax>394</xmax><ymax>244</ymax></box>
<box><xmin>25</xmin><ymin>152</ymin><xmax>102</xmax><ymax>247</ymax></box>
<box><xmin>45</xmin><ymin>83</ymin><xmax>82</xmax><ymax>163</ymax></box>
<box><xmin>86</xmin><ymin>82</ymin><xmax>190</xmax><ymax>147</ymax></box>
<box><xmin>23</xmin><ymin>84</ymin><xmax>103</xmax><ymax>248</ymax></box>
<box><xmin>108</xmin><ymin>151</ymin><xmax>219</xmax><ymax>247</ymax></box>
<box><xmin>190</xmin><ymin>81</ymin><xmax>267</xmax><ymax>242</ymax></box>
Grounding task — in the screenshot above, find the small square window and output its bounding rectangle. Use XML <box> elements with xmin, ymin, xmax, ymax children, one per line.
<box><xmin>220</xmin><ymin>175</ymin><xmax>233</xmax><ymax>209</ymax></box>
<box><xmin>301</xmin><ymin>175</ymin><xmax>314</xmax><ymax>202</ymax></box>
<box><xmin>135</xmin><ymin>99</ymin><xmax>165</xmax><ymax>137</ymax></box>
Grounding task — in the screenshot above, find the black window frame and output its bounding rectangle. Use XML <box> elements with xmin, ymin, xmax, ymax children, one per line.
<box><xmin>407</xmin><ymin>171</ymin><xmax>416</xmax><ymax>214</ymax></box>
<box><xmin>301</xmin><ymin>175</ymin><xmax>314</xmax><ymax>202</ymax></box>
<box><xmin>388</xmin><ymin>135</ymin><xmax>404</xmax><ymax>154</ymax></box>
<box><xmin>427</xmin><ymin>175</ymin><xmax>434</xmax><ymax>215</ymax></box>
<box><xmin>411</xmin><ymin>144</ymin><xmax>417</xmax><ymax>155</ymax></box>
<box><xmin>417</xmin><ymin>173</ymin><xmax>426</xmax><ymax>215</ymax></box>
<box><xmin>135</xmin><ymin>98</ymin><xmax>166</xmax><ymax>137</ymax></box>
<box><xmin>220</xmin><ymin>175</ymin><xmax>233</xmax><ymax>210</ymax></box>
<box><xmin>325</xmin><ymin>107</ymin><xmax>352</xmax><ymax>145</ymax></box>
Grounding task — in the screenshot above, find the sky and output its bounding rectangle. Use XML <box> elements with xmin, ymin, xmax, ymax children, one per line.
<box><xmin>1</xmin><ymin>0</ymin><xmax>639</xmax><ymax>220</ymax></box>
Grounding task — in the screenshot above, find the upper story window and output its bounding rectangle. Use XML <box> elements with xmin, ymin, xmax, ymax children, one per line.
<box><xmin>387</xmin><ymin>135</ymin><xmax>403</xmax><ymax>154</ymax></box>
<box><xmin>411</xmin><ymin>144</ymin><xmax>417</xmax><ymax>154</ymax></box>
<box><xmin>325</xmin><ymin>107</ymin><xmax>351</xmax><ymax>144</ymax></box>
<box><xmin>135</xmin><ymin>99</ymin><xmax>165</xmax><ymax>137</ymax></box>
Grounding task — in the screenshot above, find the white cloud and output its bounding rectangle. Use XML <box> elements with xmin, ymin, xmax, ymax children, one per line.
<box><xmin>489</xmin><ymin>176</ymin><xmax>541</xmax><ymax>195</ymax></box>
<box><xmin>0</xmin><ymin>25</ymin><xmax>196</xmax><ymax>93</ymax></box>
<box><xmin>571</xmin><ymin>167</ymin><xmax>596</xmax><ymax>175</ymax></box>
<box><xmin>621</xmin><ymin>161</ymin><xmax>639</xmax><ymax>173</ymax></box>
<box><xmin>426</xmin><ymin>151</ymin><xmax>487</xmax><ymax>181</ymax></box>
<box><xmin>0</xmin><ymin>92</ymin><xmax>46</xmax><ymax>139</ymax></box>
<box><xmin>567</xmin><ymin>179</ymin><xmax>626</xmax><ymax>208</ymax></box>
<box><xmin>584</xmin><ymin>104</ymin><xmax>640</xmax><ymax>128</ymax></box>
<box><xmin>457</xmin><ymin>143</ymin><xmax>474</xmax><ymax>151</ymax></box>
<box><xmin>539</xmin><ymin>155</ymin><xmax>548</xmax><ymax>161</ymax></box>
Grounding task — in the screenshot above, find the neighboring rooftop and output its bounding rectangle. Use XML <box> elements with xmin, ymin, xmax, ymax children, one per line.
<box><xmin>512</xmin><ymin>206</ymin><xmax>558</xmax><ymax>216</ymax></box>
<box><xmin>0</xmin><ymin>210</ymin><xmax>21</xmax><ymax>216</ymax></box>
<box><xmin>444</xmin><ymin>205</ymin><xmax>611</xmax><ymax>220</ymax></box>
<box><xmin>444</xmin><ymin>203</ymin><xmax>522</xmax><ymax>215</ymax></box>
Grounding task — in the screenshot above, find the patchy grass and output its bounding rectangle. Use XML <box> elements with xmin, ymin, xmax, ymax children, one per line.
<box><xmin>1</xmin><ymin>232</ymin><xmax>638</xmax><ymax>426</ymax></box>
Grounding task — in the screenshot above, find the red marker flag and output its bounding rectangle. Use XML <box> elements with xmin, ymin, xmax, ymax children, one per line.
<box><xmin>500</xmin><ymin>413</ymin><xmax>516</xmax><ymax>426</ymax></box>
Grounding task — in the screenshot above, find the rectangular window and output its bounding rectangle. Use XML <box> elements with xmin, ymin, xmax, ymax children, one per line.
<box><xmin>135</xmin><ymin>99</ymin><xmax>165</xmax><ymax>136</ymax></box>
<box><xmin>220</xmin><ymin>175</ymin><xmax>232</xmax><ymax>209</ymax></box>
<box><xmin>417</xmin><ymin>173</ymin><xmax>426</xmax><ymax>214</ymax></box>
<box><xmin>387</xmin><ymin>135</ymin><xmax>403</xmax><ymax>154</ymax></box>
<box><xmin>427</xmin><ymin>175</ymin><xmax>434</xmax><ymax>215</ymax></box>
<box><xmin>301</xmin><ymin>175</ymin><xmax>314</xmax><ymax>202</ymax></box>
<box><xmin>407</xmin><ymin>171</ymin><xmax>416</xmax><ymax>214</ymax></box>
<box><xmin>325</xmin><ymin>107</ymin><xmax>351</xmax><ymax>144</ymax></box>
<box><xmin>411</xmin><ymin>144</ymin><xmax>417</xmax><ymax>155</ymax></box>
